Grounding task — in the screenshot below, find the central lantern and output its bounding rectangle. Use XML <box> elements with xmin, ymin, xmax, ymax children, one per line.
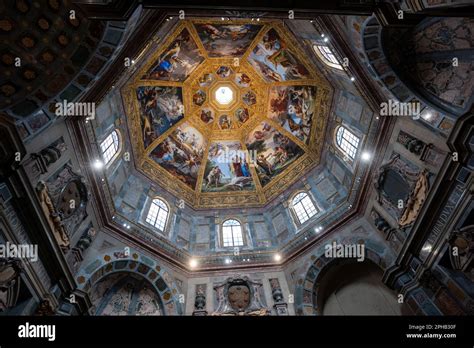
<box><xmin>122</xmin><ymin>19</ymin><xmax>332</xmax><ymax>208</ymax></box>
<box><xmin>215</xmin><ymin>86</ymin><xmax>233</xmax><ymax>105</ymax></box>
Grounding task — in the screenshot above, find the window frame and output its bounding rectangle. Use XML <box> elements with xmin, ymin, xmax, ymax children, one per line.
<box><xmin>313</xmin><ymin>44</ymin><xmax>343</xmax><ymax>70</ymax></box>
<box><xmin>145</xmin><ymin>197</ymin><xmax>170</xmax><ymax>233</ymax></box>
<box><xmin>221</xmin><ymin>218</ymin><xmax>245</xmax><ymax>248</ymax></box>
<box><xmin>290</xmin><ymin>191</ymin><xmax>318</xmax><ymax>225</ymax></box>
<box><xmin>100</xmin><ymin>129</ymin><xmax>122</xmax><ymax>167</ymax></box>
<box><xmin>335</xmin><ymin>125</ymin><xmax>360</xmax><ymax>161</ymax></box>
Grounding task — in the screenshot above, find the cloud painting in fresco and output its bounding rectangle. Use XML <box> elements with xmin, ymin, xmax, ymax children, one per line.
<box><xmin>194</xmin><ymin>23</ymin><xmax>262</xmax><ymax>57</ymax></box>
<box><xmin>248</xmin><ymin>29</ymin><xmax>310</xmax><ymax>82</ymax></box>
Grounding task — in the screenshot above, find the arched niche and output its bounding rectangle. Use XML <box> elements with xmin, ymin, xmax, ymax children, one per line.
<box><xmin>90</xmin><ymin>272</ymin><xmax>164</xmax><ymax>315</ymax></box>
<box><xmin>316</xmin><ymin>259</ymin><xmax>411</xmax><ymax>315</ymax></box>
<box><xmin>295</xmin><ymin>239</ymin><xmax>399</xmax><ymax>315</ymax></box>
<box><xmin>76</xmin><ymin>249</ymin><xmax>183</xmax><ymax>315</ymax></box>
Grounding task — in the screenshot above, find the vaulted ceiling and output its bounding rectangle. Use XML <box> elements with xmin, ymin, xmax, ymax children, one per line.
<box><xmin>121</xmin><ymin>20</ymin><xmax>333</xmax><ymax>209</ymax></box>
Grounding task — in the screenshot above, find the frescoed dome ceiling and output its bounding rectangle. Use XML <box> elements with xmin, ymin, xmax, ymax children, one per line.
<box><xmin>122</xmin><ymin>19</ymin><xmax>333</xmax><ymax>209</ymax></box>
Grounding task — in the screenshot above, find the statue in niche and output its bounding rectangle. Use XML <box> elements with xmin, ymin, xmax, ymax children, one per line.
<box><xmin>36</xmin><ymin>181</ymin><xmax>70</xmax><ymax>250</ymax></box>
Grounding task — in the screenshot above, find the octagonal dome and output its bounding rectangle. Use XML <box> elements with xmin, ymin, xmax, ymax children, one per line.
<box><xmin>122</xmin><ymin>19</ymin><xmax>333</xmax><ymax>209</ymax></box>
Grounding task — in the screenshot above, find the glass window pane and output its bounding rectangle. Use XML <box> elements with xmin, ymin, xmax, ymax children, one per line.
<box><xmin>292</xmin><ymin>192</ymin><xmax>318</xmax><ymax>224</ymax></box>
<box><xmin>222</xmin><ymin>219</ymin><xmax>244</xmax><ymax>247</ymax></box>
<box><xmin>146</xmin><ymin>198</ymin><xmax>169</xmax><ymax>232</ymax></box>
<box><xmin>100</xmin><ymin>130</ymin><xmax>120</xmax><ymax>165</ymax></box>
<box><xmin>313</xmin><ymin>45</ymin><xmax>342</xmax><ymax>70</ymax></box>
<box><xmin>335</xmin><ymin>126</ymin><xmax>359</xmax><ymax>160</ymax></box>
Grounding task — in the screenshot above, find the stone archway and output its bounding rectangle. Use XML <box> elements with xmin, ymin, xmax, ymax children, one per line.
<box><xmin>75</xmin><ymin>249</ymin><xmax>183</xmax><ymax>315</ymax></box>
<box><xmin>90</xmin><ymin>272</ymin><xmax>165</xmax><ymax>315</ymax></box>
<box><xmin>295</xmin><ymin>236</ymin><xmax>398</xmax><ymax>315</ymax></box>
<box><xmin>316</xmin><ymin>259</ymin><xmax>406</xmax><ymax>315</ymax></box>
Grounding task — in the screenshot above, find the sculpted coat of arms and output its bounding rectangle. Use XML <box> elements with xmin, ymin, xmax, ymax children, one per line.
<box><xmin>212</xmin><ymin>276</ymin><xmax>269</xmax><ymax>316</ymax></box>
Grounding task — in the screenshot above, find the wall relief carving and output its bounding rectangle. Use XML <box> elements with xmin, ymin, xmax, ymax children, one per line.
<box><xmin>211</xmin><ymin>276</ymin><xmax>269</xmax><ymax>316</ymax></box>
<box><xmin>374</xmin><ymin>154</ymin><xmax>430</xmax><ymax>227</ymax></box>
<box><xmin>36</xmin><ymin>181</ymin><xmax>70</xmax><ymax>250</ymax></box>
<box><xmin>0</xmin><ymin>258</ymin><xmax>22</xmax><ymax>312</ymax></box>
<box><xmin>45</xmin><ymin>164</ymin><xmax>89</xmax><ymax>236</ymax></box>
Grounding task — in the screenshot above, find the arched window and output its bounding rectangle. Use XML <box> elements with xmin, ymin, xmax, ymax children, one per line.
<box><xmin>313</xmin><ymin>45</ymin><xmax>343</xmax><ymax>70</ymax></box>
<box><xmin>145</xmin><ymin>198</ymin><xmax>169</xmax><ymax>232</ymax></box>
<box><xmin>100</xmin><ymin>129</ymin><xmax>120</xmax><ymax>165</ymax></box>
<box><xmin>222</xmin><ymin>219</ymin><xmax>244</xmax><ymax>247</ymax></box>
<box><xmin>335</xmin><ymin>126</ymin><xmax>360</xmax><ymax>160</ymax></box>
<box><xmin>292</xmin><ymin>192</ymin><xmax>318</xmax><ymax>224</ymax></box>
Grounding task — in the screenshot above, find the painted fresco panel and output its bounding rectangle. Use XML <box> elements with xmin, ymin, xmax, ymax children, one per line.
<box><xmin>268</xmin><ymin>85</ymin><xmax>317</xmax><ymax>143</ymax></box>
<box><xmin>248</xmin><ymin>29</ymin><xmax>310</xmax><ymax>82</ymax></box>
<box><xmin>136</xmin><ymin>86</ymin><xmax>185</xmax><ymax>148</ymax></box>
<box><xmin>142</xmin><ymin>28</ymin><xmax>204</xmax><ymax>81</ymax></box>
<box><xmin>150</xmin><ymin>123</ymin><xmax>206</xmax><ymax>189</ymax></box>
<box><xmin>194</xmin><ymin>23</ymin><xmax>262</xmax><ymax>57</ymax></box>
<box><xmin>245</xmin><ymin>122</ymin><xmax>305</xmax><ymax>186</ymax></box>
<box><xmin>202</xmin><ymin>141</ymin><xmax>255</xmax><ymax>192</ymax></box>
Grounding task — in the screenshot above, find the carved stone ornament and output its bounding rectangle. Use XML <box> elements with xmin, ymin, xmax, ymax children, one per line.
<box><xmin>36</xmin><ymin>181</ymin><xmax>70</xmax><ymax>250</ymax></box>
<box><xmin>211</xmin><ymin>276</ymin><xmax>269</xmax><ymax>316</ymax></box>
<box><xmin>0</xmin><ymin>258</ymin><xmax>22</xmax><ymax>311</ymax></box>
<box><xmin>34</xmin><ymin>299</ymin><xmax>55</xmax><ymax>316</ymax></box>
<box><xmin>398</xmin><ymin>169</ymin><xmax>429</xmax><ymax>227</ymax></box>
<box><xmin>448</xmin><ymin>226</ymin><xmax>474</xmax><ymax>272</ymax></box>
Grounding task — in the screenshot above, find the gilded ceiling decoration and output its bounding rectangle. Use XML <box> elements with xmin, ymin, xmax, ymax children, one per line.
<box><xmin>122</xmin><ymin>19</ymin><xmax>333</xmax><ymax>209</ymax></box>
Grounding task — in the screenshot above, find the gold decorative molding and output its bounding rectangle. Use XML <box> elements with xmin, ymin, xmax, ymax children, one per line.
<box><xmin>120</xmin><ymin>19</ymin><xmax>333</xmax><ymax>209</ymax></box>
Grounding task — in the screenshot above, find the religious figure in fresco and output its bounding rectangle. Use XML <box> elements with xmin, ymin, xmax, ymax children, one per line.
<box><xmin>200</xmin><ymin>108</ymin><xmax>214</xmax><ymax>124</ymax></box>
<box><xmin>195</xmin><ymin>23</ymin><xmax>262</xmax><ymax>57</ymax></box>
<box><xmin>235</xmin><ymin>73</ymin><xmax>251</xmax><ymax>87</ymax></box>
<box><xmin>202</xmin><ymin>141</ymin><xmax>255</xmax><ymax>192</ymax></box>
<box><xmin>219</xmin><ymin>115</ymin><xmax>232</xmax><ymax>129</ymax></box>
<box><xmin>136</xmin><ymin>86</ymin><xmax>184</xmax><ymax>148</ymax></box>
<box><xmin>150</xmin><ymin>123</ymin><xmax>206</xmax><ymax>189</ymax></box>
<box><xmin>236</xmin><ymin>108</ymin><xmax>250</xmax><ymax>123</ymax></box>
<box><xmin>248</xmin><ymin>29</ymin><xmax>309</xmax><ymax>82</ymax></box>
<box><xmin>142</xmin><ymin>28</ymin><xmax>204</xmax><ymax>81</ymax></box>
<box><xmin>246</xmin><ymin>122</ymin><xmax>304</xmax><ymax>186</ymax></box>
<box><xmin>268</xmin><ymin>85</ymin><xmax>316</xmax><ymax>143</ymax></box>
<box><xmin>216</xmin><ymin>66</ymin><xmax>232</xmax><ymax>78</ymax></box>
